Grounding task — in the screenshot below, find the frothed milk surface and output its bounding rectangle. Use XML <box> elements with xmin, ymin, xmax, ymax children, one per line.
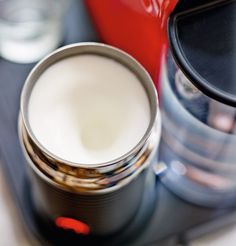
<box><xmin>28</xmin><ymin>55</ymin><xmax>151</xmax><ymax>164</ymax></box>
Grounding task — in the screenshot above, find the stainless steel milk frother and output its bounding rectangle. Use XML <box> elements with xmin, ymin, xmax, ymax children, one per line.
<box><xmin>19</xmin><ymin>43</ymin><xmax>161</xmax><ymax>236</ymax></box>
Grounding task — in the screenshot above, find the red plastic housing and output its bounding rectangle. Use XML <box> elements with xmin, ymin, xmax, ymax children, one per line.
<box><xmin>86</xmin><ymin>0</ymin><xmax>178</xmax><ymax>88</ymax></box>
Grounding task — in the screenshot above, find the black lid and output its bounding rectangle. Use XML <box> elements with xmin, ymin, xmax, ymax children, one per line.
<box><xmin>169</xmin><ymin>0</ymin><xmax>236</xmax><ymax>106</ymax></box>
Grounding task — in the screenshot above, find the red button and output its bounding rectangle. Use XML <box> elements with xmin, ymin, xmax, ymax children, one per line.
<box><xmin>55</xmin><ymin>217</ymin><xmax>90</xmax><ymax>235</ymax></box>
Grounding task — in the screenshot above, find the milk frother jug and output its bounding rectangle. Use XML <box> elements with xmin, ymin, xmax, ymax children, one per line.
<box><xmin>19</xmin><ymin>43</ymin><xmax>161</xmax><ymax>242</ymax></box>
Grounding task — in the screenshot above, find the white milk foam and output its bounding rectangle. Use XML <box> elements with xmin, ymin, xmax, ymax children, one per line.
<box><xmin>28</xmin><ymin>55</ymin><xmax>151</xmax><ymax>164</ymax></box>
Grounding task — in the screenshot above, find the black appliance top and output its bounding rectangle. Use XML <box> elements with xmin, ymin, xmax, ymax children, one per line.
<box><xmin>169</xmin><ymin>0</ymin><xmax>236</xmax><ymax>106</ymax></box>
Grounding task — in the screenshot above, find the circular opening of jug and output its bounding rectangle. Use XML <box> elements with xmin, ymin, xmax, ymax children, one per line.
<box><xmin>21</xmin><ymin>43</ymin><xmax>158</xmax><ymax>167</ymax></box>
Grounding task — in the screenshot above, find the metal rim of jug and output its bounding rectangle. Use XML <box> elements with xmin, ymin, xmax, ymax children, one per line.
<box><xmin>19</xmin><ymin>42</ymin><xmax>161</xmax><ymax>194</ymax></box>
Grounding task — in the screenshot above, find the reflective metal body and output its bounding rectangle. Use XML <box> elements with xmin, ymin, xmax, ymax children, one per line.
<box><xmin>19</xmin><ymin>43</ymin><xmax>161</xmax><ymax>236</ymax></box>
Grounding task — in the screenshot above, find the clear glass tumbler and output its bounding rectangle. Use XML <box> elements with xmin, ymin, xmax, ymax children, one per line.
<box><xmin>0</xmin><ymin>0</ymin><xmax>68</xmax><ymax>63</ymax></box>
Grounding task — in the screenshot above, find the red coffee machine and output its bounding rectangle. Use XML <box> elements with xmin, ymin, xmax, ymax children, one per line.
<box><xmin>86</xmin><ymin>0</ymin><xmax>178</xmax><ymax>88</ymax></box>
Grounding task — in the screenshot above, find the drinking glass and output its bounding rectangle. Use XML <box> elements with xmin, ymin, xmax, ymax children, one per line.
<box><xmin>0</xmin><ymin>0</ymin><xmax>69</xmax><ymax>63</ymax></box>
